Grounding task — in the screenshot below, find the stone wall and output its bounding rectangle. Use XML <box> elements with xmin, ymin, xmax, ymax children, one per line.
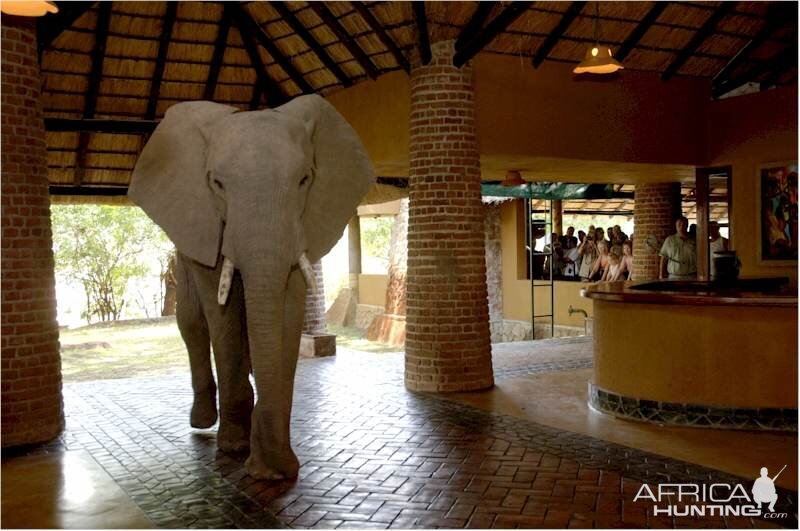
<box><xmin>1</xmin><ymin>18</ymin><xmax>64</xmax><ymax>447</ymax></box>
<box><xmin>484</xmin><ymin>204</ymin><xmax>504</xmax><ymax>343</ymax></box>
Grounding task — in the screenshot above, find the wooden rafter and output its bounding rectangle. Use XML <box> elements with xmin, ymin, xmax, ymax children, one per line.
<box><xmin>455</xmin><ymin>1</ymin><xmax>497</xmax><ymax>51</ymax></box>
<box><xmin>309</xmin><ymin>2</ymin><xmax>379</xmax><ymax>79</ymax></box>
<box><xmin>532</xmin><ymin>1</ymin><xmax>585</xmax><ymax>68</ymax></box>
<box><xmin>454</xmin><ymin>1</ymin><xmax>532</xmax><ymax>68</ymax></box>
<box><xmin>712</xmin><ymin>2</ymin><xmax>795</xmax><ymax>88</ymax></box>
<box><xmin>714</xmin><ymin>43</ymin><xmax>796</xmax><ymax>98</ymax></box>
<box><xmin>662</xmin><ymin>2</ymin><xmax>736</xmax><ymax>81</ymax></box>
<box><xmin>145</xmin><ymin>2</ymin><xmax>178</xmax><ymax>119</ymax></box>
<box><xmin>37</xmin><ymin>1</ymin><xmax>95</xmax><ymax>56</ymax></box>
<box><xmin>351</xmin><ymin>2</ymin><xmax>409</xmax><ymax>73</ymax></box>
<box><xmin>270</xmin><ymin>1</ymin><xmax>352</xmax><ymax>87</ymax></box>
<box><xmin>232</xmin><ymin>6</ymin><xmax>288</xmax><ymax>109</ymax></box>
<box><xmin>615</xmin><ymin>2</ymin><xmax>668</xmax><ymax>62</ymax></box>
<box><xmin>75</xmin><ymin>1</ymin><xmax>112</xmax><ymax>187</ymax></box>
<box><xmin>45</xmin><ymin>118</ymin><xmax>158</xmax><ymax>134</ymax></box>
<box><xmin>236</xmin><ymin>6</ymin><xmax>314</xmax><ymax>94</ymax></box>
<box><xmin>759</xmin><ymin>43</ymin><xmax>798</xmax><ymax>91</ymax></box>
<box><xmin>412</xmin><ymin>2</ymin><xmax>431</xmax><ymax>65</ymax></box>
<box><xmin>204</xmin><ymin>3</ymin><xmax>232</xmax><ymax>101</ymax></box>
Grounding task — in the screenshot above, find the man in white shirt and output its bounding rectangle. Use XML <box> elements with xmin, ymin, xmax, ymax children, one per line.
<box><xmin>659</xmin><ymin>216</ymin><xmax>697</xmax><ymax>280</ymax></box>
<box><xmin>708</xmin><ymin>221</ymin><xmax>729</xmax><ymax>278</ymax></box>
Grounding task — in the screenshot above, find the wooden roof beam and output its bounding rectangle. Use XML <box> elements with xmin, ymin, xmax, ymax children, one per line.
<box><xmin>45</xmin><ymin>118</ymin><xmax>159</xmax><ymax>134</ymax></box>
<box><xmin>351</xmin><ymin>2</ymin><xmax>409</xmax><ymax>73</ymax></box>
<box><xmin>37</xmin><ymin>1</ymin><xmax>95</xmax><ymax>56</ymax></box>
<box><xmin>204</xmin><ymin>3</ymin><xmax>232</xmax><ymax>100</ymax></box>
<box><xmin>662</xmin><ymin>2</ymin><xmax>736</xmax><ymax>81</ymax></box>
<box><xmin>714</xmin><ymin>43</ymin><xmax>796</xmax><ymax>98</ymax></box>
<box><xmin>759</xmin><ymin>43</ymin><xmax>798</xmax><ymax>91</ymax></box>
<box><xmin>232</xmin><ymin>6</ymin><xmax>288</xmax><ymax>109</ymax></box>
<box><xmin>412</xmin><ymin>2</ymin><xmax>431</xmax><ymax>65</ymax></box>
<box><xmin>455</xmin><ymin>1</ymin><xmax>497</xmax><ymax>51</ymax></box>
<box><xmin>145</xmin><ymin>2</ymin><xmax>178</xmax><ymax>119</ymax></box>
<box><xmin>455</xmin><ymin>1</ymin><xmax>532</xmax><ymax>68</ymax></box>
<box><xmin>712</xmin><ymin>2</ymin><xmax>796</xmax><ymax>88</ymax></box>
<box><xmin>270</xmin><ymin>1</ymin><xmax>353</xmax><ymax>87</ymax></box>
<box><xmin>235</xmin><ymin>5</ymin><xmax>314</xmax><ymax>94</ymax></box>
<box><xmin>309</xmin><ymin>2</ymin><xmax>379</xmax><ymax>79</ymax></box>
<box><xmin>531</xmin><ymin>1</ymin><xmax>584</xmax><ymax>68</ymax></box>
<box><xmin>75</xmin><ymin>1</ymin><xmax>111</xmax><ymax>188</ymax></box>
<box><xmin>615</xmin><ymin>2</ymin><xmax>668</xmax><ymax>62</ymax></box>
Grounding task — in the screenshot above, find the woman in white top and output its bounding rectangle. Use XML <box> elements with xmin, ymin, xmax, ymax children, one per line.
<box><xmin>603</xmin><ymin>251</ymin><xmax>622</xmax><ymax>282</ymax></box>
<box><xmin>577</xmin><ymin>225</ymin><xmax>598</xmax><ymax>280</ymax></box>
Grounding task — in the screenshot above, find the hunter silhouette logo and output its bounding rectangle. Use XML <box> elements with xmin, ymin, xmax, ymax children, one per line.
<box><xmin>633</xmin><ymin>465</ymin><xmax>789</xmax><ymax>519</ymax></box>
<box><xmin>752</xmin><ymin>465</ymin><xmax>785</xmax><ymax>513</ymax></box>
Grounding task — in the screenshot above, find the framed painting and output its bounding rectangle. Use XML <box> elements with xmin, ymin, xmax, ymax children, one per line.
<box><xmin>759</xmin><ymin>161</ymin><xmax>798</xmax><ymax>264</ymax></box>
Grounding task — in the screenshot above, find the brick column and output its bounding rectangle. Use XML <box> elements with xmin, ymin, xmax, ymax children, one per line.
<box><xmin>302</xmin><ymin>261</ymin><xmax>326</xmax><ymax>333</ymax></box>
<box><xmin>552</xmin><ymin>199</ymin><xmax>563</xmax><ymax>236</ymax></box>
<box><xmin>633</xmin><ymin>183</ymin><xmax>682</xmax><ymax>280</ymax></box>
<box><xmin>405</xmin><ymin>41</ymin><xmax>493</xmax><ymax>392</ymax></box>
<box><xmin>1</xmin><ymin>17</ymin><xmax>64</xmax><ymax>446</ymax></box>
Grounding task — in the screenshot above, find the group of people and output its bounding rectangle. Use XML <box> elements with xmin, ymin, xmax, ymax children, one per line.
<box><xmin>535</xmin><ymin>216</ymin><xmax>730</xmax><ymax>282</ymax></box>
<box><xmin>539</xmin><ymin>224</ymin><xmax>634</xmax><ymax>282</ymax></box>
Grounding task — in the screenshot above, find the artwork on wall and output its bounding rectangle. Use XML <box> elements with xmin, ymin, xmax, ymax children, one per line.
<box><xmin>759</xmin><ymin>161</ymin><xmax>798</xmax><ymax>263</ymax></box>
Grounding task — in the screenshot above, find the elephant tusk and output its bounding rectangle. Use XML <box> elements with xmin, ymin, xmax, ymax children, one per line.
<box><xmin>218</xmin><ymin>256</ymin><xmax>235</xmax><ymax>305</ymax></box>
<box><xmin>298</xmin><ymin>252</ymin><xmax>317</xmax><ymax>293</ymax></box>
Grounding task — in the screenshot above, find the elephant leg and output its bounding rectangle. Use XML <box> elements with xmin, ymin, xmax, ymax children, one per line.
<box><xmin>245</xmin><ymin>267</ymin><xmax>305</xmax><ymax>480</ymax></box>
<box><xmin>206</xmin><ymin>270</ymin><xmax>254</xmax><ymax>452</ymax></box>
<box><xmin>175</xmin><ymin>253</ymin><xmax>217</xmax><ymax>429</ymax></box>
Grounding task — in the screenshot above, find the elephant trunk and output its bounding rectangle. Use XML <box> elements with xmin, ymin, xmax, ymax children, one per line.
<box><xmin>239</xmin><ymin>261</ymin><xmax>299</xmax><ymax>479</ymax></box>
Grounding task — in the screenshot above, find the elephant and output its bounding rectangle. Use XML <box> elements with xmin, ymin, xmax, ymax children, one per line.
<box><xmin>129</xmin><ymin>95</ymin><xmax>374</xmax><ymax>480</ymax></box>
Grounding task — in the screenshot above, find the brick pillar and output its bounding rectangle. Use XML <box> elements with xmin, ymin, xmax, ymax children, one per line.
<box><xmin>405</xmin><ymin>41</ymin><xmax>493</xmax><ymax>392</ymax></box>
<box><xmin>348</xmin><ymin>216</ymin><xmax>361</xmax><ymax>293</ymax></box>
<box><xmin>1</xmin><ymin>17</ymin><xmax>64</xmax><ymax>446</ymax></box>
<box><xmin>633</xmin><ymin>183</ymin><xmax>682</xmax><ymax>280</ymax></box>
<box><xmin>302</xmin><ymin>261</ymin><xmax>326</xmax><ymax>333</ymax></box>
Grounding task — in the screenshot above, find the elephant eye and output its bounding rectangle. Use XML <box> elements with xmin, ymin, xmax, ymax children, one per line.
<box><xmin>299</xmin><ymin>175</ymin><xmax>309</xmax><ymax>187</ymax></box>
<box><xmin>213</xmin><ymin>178</ymin><xmax>224</xmax><ymax>190</ymax></box>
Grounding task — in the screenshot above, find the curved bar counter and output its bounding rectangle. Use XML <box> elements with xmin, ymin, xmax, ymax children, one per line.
<box><xmin>582</xmin><ymin>279</ymin><xmax>798</xmax><ymax>431</ymax></box>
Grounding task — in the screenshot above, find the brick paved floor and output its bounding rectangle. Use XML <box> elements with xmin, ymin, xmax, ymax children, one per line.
<box><xmin>16</xmin><ymin>338</ymin><xmax>797</xmax><ymax>529</ymax></box>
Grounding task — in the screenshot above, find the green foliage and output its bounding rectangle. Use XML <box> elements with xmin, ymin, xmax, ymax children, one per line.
<box><xmin>51</xmin><ymin>205</ymin><xmax>172</xmax><ymax>323</ymax></box>
<box><xmin>361</xmin><ymin>216</ymin><xmax>393</xmax><ymax>261</ymax></box>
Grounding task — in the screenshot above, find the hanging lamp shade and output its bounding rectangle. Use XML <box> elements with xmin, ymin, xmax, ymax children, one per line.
<box><xmin>573</xmin><ymin>46</ymin><xmax>624</xmax><ymax>74</ymax></box>
<box><xmin>1</xmin><ymin>1</ymin><xmax>58</xmax><ymax>16</ymax></box>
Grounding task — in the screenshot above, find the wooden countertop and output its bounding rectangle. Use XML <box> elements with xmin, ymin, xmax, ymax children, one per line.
<box><xmin>581</xmin><ymin>279</ymin><xmax>798</xmax><ymax>307</ymax></box>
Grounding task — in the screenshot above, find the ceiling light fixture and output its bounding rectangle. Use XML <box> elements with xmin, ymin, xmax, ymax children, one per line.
<box><xmin>573</xmin><ymin>3</ymin><xmax>623</xmax><ymax>75</ymax></box>
<box><xmin>1</xmin><ymin>1</ymin><xmax>58</xmax><ymax>17</ymax></box>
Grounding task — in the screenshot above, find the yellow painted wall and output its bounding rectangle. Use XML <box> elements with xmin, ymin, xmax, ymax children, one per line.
<box><xmin>593</xmin><ymin>299</ymin><xmax>797</xmax><ymax>408</ymax></box>
<box><xmin>705</xmin><ymin>85</ymin><xmax>798</xmax><ymax>285</ymax></box>
<box><xmin>473</xmin><ymin>56</ymin><xmax>709</xmax><ymax>166</ymax></box>
<box><xmin>499</xmin><ymin>201</ymin><xmax>593</xmax><ymax>327</ymax></box>
<box><xmin>358</xmin><ymin>274</ymin><xmax>389</xmax><ymax>307</ymax></box>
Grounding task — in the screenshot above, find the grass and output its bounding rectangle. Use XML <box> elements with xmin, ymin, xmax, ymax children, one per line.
<box><xmin>59</xmin><ymin>318</ymin><xmax>399</xmax><ymax>382</ymax></box>
<box><xmin>60</xmin><ymin>317</ymin><xmax>189</xmax><ymax>383</ymax></box>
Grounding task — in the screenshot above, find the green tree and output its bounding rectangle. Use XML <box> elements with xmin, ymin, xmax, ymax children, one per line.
<box><xmin>361</xmin><ymin>216</ymin><xmax>393</xmax><ymax>261</ymax></box>
<box><xmin>52</xmin><ymin>205</ymin><xmax>171</xmax><ymax>323</ymax></box>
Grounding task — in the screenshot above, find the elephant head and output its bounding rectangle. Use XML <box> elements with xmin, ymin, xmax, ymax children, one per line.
<box><xmin>129</xmin><ymin>95</ymin><xmax>374</xmax><ymax>478</ymax></box>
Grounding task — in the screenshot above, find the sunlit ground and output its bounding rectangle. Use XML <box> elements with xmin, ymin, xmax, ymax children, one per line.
<box><xmin>59</xmin><ymin>318</ymin><xmax>398</xmax><ymax>383</ymax></box>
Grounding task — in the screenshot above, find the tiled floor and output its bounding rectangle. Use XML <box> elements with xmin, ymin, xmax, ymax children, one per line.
<box><xmin>2</xmin><ymin>337</ymin><xmax>797</xmax><ymax>529</ymax></box>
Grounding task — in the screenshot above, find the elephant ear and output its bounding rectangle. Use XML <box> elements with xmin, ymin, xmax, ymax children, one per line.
<box><xmin>277</xmin><ymin>95</ymin><xmax>375</xmax><ymax>263</ymax></box>
<box><xmin>129</xmin><ymin>101</ymin><xmax>238</xmax><ymax>267</ymax></box>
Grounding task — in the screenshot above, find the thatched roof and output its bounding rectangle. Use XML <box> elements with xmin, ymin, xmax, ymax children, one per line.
<box><xmin>41</xmin><ymin>1</ymin><xmax>797</xmax><ymax>199</ymax></box>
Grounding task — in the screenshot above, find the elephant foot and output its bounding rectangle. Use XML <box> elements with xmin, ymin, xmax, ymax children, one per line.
<box><xmin>217</xmin><ymin>423</ymin><xmax>250</xmax><ymax>453</ymax></box>
<box><xmin>244</xmin><ymin>453</ymin><xmax>299</xmax><ymax>481</ymax></box>
<box><xmin>190</xmin><ymin>395</ymin><xmax>218</xmax><ymax>429</ymax></box>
